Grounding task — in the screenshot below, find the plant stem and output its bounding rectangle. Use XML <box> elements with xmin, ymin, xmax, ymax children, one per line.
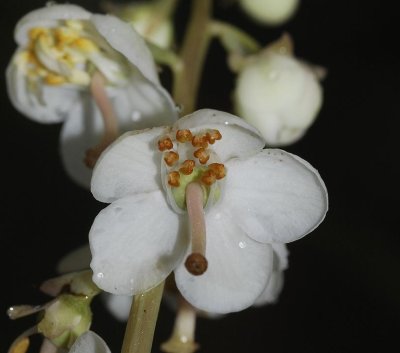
<box><xmin>121</xmin><ymin>282</ymin><xmax>165</xmax><ymax>353</ymax></box>
<box><xmin>172</xmin><ymin>0</ymin><xmax>212</xmax><ymax>114</ymax></box>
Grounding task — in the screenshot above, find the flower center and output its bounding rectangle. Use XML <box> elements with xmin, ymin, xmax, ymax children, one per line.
<box><xmin>158</xmin><ymin>128</ymin><xmax>226</xmax><ymax>275</ymax></box>
<box><xmin>15</xmin><ymin>20</ymin><xmax>127</xmax><ymax>88</ymax></box>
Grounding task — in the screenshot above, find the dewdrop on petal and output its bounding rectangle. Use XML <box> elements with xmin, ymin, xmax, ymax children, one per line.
<box><xmin>234</xmin><ymin>34</ymin><xmax>324</xmax><ymax>146</ymax></box>
<box><xmin>239</xmin><ymin>0</ymin><xmax>299</xmax><ymax>26</ymax></box>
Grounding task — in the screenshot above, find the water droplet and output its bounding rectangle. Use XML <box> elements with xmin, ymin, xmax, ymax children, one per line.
<box><xmin>239</xmin><ymin>241</ymin><xmax>247</xmax><ymax>249</ymax></box>
<box><xmin>97</xmin><ymin>272</ymin><xmax>104</xmax><ymax>279</ymax></box>
<box><xmin>131</xmin><ymin>111</ymin><xmax>141</xmax><ymax>122</ymax></box>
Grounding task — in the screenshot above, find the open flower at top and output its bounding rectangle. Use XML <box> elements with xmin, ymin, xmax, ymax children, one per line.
<box><xmin>89</xmin><ymin>109</ymin><xmax>328</xmax><ymax>314</ymax></box>
<box><xmin>6</xmin><ymin>4</ymin><xmax>177</xmax><ymax>188</ymax></box>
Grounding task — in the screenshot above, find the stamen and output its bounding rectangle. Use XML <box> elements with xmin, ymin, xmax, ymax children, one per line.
<box><xmin>161</xmin><ymin>297</ymin><xmax>199</xmax><ymax>353</ymax></box>
<box><xmin>193</xmin><ymin>148</ymin><xmax>209</xmax><ymax>164</ymax></box>
<box><xmin>206</xmin><ymin>129</ymin><xmax>222</xmax><ymax>144</ymax></box>
<box><xmin>158</xmin><ymin>137</ymin><xmax>174</xmax><ymax>151</ymax></box>
<box><xmin>179</xmin><ymin>160</ymin><xmax>195</xmax><ymax>175</ymax></box>
<box><xmin>7</xmin><ymin>303</ymin><xmax>52</xmax><ymax>320</ymax></box>
<box><xmin>168</xmin><ymin>171</ymin><xmax>181</xmax><ymax>187</ymax></box>
<box><xmin>185</xmin><ymin>183</ymin><xmax>208</xmax><ymax>276</ymax></box>
<box><xmin>164</xmin><ymin>151</ymin><xmax>179</xmax><ymax>166</ymax></box>
<box><xmin>84</xmin><ymin>71</ymin><xmax>119</xmax><ymax>169</ymax></box>
<box><xmin>208</xmin><ymin>163</ymin><xmax>226</xmax><ymax>179</ymax></box>
<box><xmin>192</xmin><ymin>134</ymin><xmax>208</xmax><ymax>148</ymax></box>
<box><xmin>176</xmin><ymin>129</ymin><xmax>193</xmax><ymax>143</ymax></box>
<box><xmin>8</xmin><ymin>326</ymin><xmax>37</xmax><ymax>353</ymax></box>
<box><xmin>200</xmin><ymin>170</ymin><xmax>216</xmax><ymax>186</ymax></box>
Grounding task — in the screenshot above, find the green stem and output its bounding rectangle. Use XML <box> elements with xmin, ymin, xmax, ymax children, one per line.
<box><xmin>172</xmin><ymin>0</ymin><xmax>212</xmax><ymax>114</ymax></box>
<box><xmin>121</xmin><ymin>282</ymin><xmax>165</xmax><ymax>353</ymax></box>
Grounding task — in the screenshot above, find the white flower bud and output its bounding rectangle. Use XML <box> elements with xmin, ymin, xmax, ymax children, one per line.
<box><xmin>234</xmin><ymin>39</ymin><xmax>323</xmax><ymax>146</ymax></box>
<box><xmin>239</xmin><ymin>0</ymin><xmax>299</xmax><ymax>26</ymax></box>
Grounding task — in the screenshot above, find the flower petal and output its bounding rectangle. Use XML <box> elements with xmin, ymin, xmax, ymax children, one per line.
<box><xmin>175</xmin><ymin>109</ymin><xmax>265</xmax><ymax>162</ymax></box>
<box><xmin>253</xmin><ymin>243</ymin><xmax>288</xmax><ymax>306</ymax></box>
<box><xmin>174</xmin><ymin>209</ymin><xmax>273</xmax><ymax>314</ymax></box>
<box><xmin>90</xmin><ymin>191</ymin><xmax>188</xmax><ymax>295</ymax></box>
<box><xmin>91</xmin><ymin>127</ymin><xmax>168</xmax><ymax>202</ymax></box>
<box><xmin>222</xmin><ymin>149</ymin><xmax>328</xmax><ymax>243</ymax></box>
<box><xmin>57</xmin><ymin>245</ymin><xmax>91</xmax><ymax>274</ymax></box>
<box><xmin>69</xmin><ymin>331</ymin><xmax>111</xmax><ymax>353</ymax></box>
<box><xmin>14</xmin><ymin>4</ymin><xmax>91</xmax><ymax>46</ymax></box>
<box><xmin>102</xmin><ymin>293</ymin><xmax>132</xmax><ymax>322</ymax></box>
<box><xmin>6</xmin><ymin>57</ymin><xmax>80</xmax><ymax>124</ymax></box>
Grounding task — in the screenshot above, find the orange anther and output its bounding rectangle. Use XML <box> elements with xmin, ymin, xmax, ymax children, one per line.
<box><xmin>179</xmin><ymin>160</ymin><xmax>195</xmax><ymax>175</ymax></box>
<box><xmin>208</xmin><ymin>163</ymin><xmax>226</xmax><ymax>179</ymax></box>
<box><xmin>201</xmin><ymin>170</ymin><xmax>216</xmax><ymax>186</ymax></box>
<box><xmin>193</xmin><ymin>148</ymin><xmax>209</xmax><ymax>165</ymax></box>
<box><xmin>192</xmin><ymin>134</ymin><xmax>209</xmax><ymax>148</ymax></box>
<box><xmin>168</xmin><ymin>171</ymin><xmax>180</xmax><ymax>187</ymax></box>
<box><xmin>206</xmin><ymin>129</ymin><xmax>222</xmax><ymax>144</ymax></box>
<box><xmin>164</xmin><ymin>151</ymin><xmax>179</xmax><ymax>166</ymax></box>
<box><xmin>158</xmin><ymin>137</ymin><xmax>173</xmax><ymax>151</ymax></box>
<box><xmin>176</xmin><ymin>129</ymin><xmax>193</xmax><ymax>143</ymax></box>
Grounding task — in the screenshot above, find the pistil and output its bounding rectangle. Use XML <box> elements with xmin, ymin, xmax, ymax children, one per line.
<box><xmin>84</xmin><ymin>71</ymin><xmax>119</xmax><ymax>168</ymax></box>
<box><xmin>185</xmin><ymin>182</ymin><xmax>208</xmax><ymax>276</ymax></box>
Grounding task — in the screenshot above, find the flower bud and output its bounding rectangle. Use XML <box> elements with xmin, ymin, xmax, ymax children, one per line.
<box><xmin>234</xmin><ymin>36</ymin><xmax>323</xmax><ymax>146</ymax></box>
<box><xmin>239</xmin><ymin>0</ymin><xmax>299</xmax><ymax>26</ymax></box>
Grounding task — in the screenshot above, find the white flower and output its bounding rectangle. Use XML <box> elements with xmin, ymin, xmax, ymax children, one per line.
<box><xmin>6</xmin><ymin>4</ymin><xmax>177</xmax><ymax>188</ymax></box>
<box><xmin>234</xmin><ymin>35</ymin><xmax>324</xmax><ymax>146</ymax></box>
<box><xmin>239</xmin><ymin>0</ymin><xmax>299</xmax><ymax>26</ymax></box>
<box><xmin>89</xmin><ymin>109</ymin><xmax>328</xmax><ymax>314</ymax></box>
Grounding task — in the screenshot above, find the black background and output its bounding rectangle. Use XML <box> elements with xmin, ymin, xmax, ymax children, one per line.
<box><xmin>1</xmin><ymin>1</ymin><xmax>399</xmax><ymax>352</ymax></box>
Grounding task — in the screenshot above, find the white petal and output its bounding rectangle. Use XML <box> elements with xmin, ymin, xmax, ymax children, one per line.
<box><xmin>69</xmin><ymin>331</ymin><xmax>111</xmax><ymax>353</ymax></box>
<box><xmin>6</xmin><ymin>56</ymin><xmax>80</xmax><ymax>124</ymax></box>
<box><xmin>57</xmin><ymin>245</ymin><xmax>91</xmax><ymax>274</ymax></box>
<box><xmin>175</xmin><ymin>109</ymin><xmax>265</xmax><ymax>162</ymax></box>
<box><xmin>102</xmin><ymin>293</ymin><xmax>132</xmax><ymax>321</ymax></box>
<box><xmin>91</xmin><ymin>126</ymin><xmax>168</xmax><ymax>202</ymax></box>
<box><xmin>253</xmin><ymin>270</ymin><xmax>284</xmax><ymax>306</ymax></box>
<box><xmin>91</xmin><ymin>14</ymin><xmax>159</xmax><ymax>85</ymax></box>
<box><xmin>90</xmin><ymin>191</ymin><xmax>188</xmax><ymax>295</ymax></box>
<box><xmin>175</xmin><ymin>209</ymin><xmax>273</xmax><ymax>314</ymax></box>
<box><xmin>14</xmin><ymin>4</ymin><xmax>91</xmax><ymax>46</ymax></box>
<box><xmin>222</xmin><ymin>149</ymin><xmax>328</xmax><ymax>243</ymax></box>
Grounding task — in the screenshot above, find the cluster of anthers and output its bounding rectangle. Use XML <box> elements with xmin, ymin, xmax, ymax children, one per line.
<box><xmin>158</xmin><ymin>128</ymin><xmax>226</xmax><ymax>188</ymax></box>
<box><xmin>158</xmin><ymin>128</ymin><xmax>227</xmax><ymax>276</ymax></box>
<box><xmin>16</xmin><ymin>20</ymin><xmax>124</xmax><ymax>88</ymax></box>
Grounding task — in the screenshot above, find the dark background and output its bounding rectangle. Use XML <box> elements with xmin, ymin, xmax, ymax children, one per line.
<box><xmin>1</xmin><ymin>1</ymin><xmax>398</xmax><ymax>352</ymax></box>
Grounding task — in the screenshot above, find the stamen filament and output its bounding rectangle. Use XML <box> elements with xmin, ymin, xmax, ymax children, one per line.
<box><xmin>161</xmin><ymin>297</ymin><xmax>198</xmax><ymax>353</ymax></box>
<box><xmin>185</xmin><ymin>182</ymin><xmax>208</xmax><ymax>276</ymax></box>
<box><xmin>8</xmin><ymin>326</ymin><xmax>37</xmax><ymax>353</ymax></box>
<box><xmin>84</xmin><ymin>71</ymin><xmax>119</xmax><ymax>168</ymax></box>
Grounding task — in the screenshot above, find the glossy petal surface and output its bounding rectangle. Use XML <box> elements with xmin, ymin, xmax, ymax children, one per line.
<box><xmin>91</xmin><ymin>127</ymin><xmax>167</xmax><ymax>202</ymax></box>
<box><xmin>222</xmin><ymin>149</ymin><xmax>328</xmax><ymax>243</ymax></box>
<box><xmin>90</xmin><ymin>191</ymin><xmax>188</xmax><ymax>295</ymax></box>
<box><xmin>69</xmin><ymin>331</ymin><xmax>111</xmax><ymax>353</ymax></box>
<box><xmin>175</xmin><ymin>208</ymin><xmax>273</xmax><ymax>314</ymax></box>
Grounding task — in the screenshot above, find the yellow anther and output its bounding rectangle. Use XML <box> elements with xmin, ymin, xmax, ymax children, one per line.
<box><xmin>158</xmin><ymin>137</ymin><xmax>174</xmax><ymax>151</ymax></box>
<box><xmin>206</xmin><ymin>129</ymin><xmax>222</xmax><ymax>144</ymax></box>
<box><xmin>179</xmin><ymin>160</ymin><xmax>195</xmax><ymax>175</ymax></box>
<box><xmin>44</xmin><ymin>73</ymin><xmax>66</xmax><ymax>85</ymax></box>
<box><xmin>201</xmin><ymin>169</ymin><xmax>216</xmax><ymax>186</ymax></box>
<box><xmin>208</xmin><ymin>163</ymin><xmax>226</xmax><ymax>180</ymax></box>
<box><xmin>168</xmin><ymin>171</ymin><xmax>180</xmax><ymax>187</ymax></box>
<box><xmin>164</xmin><ymin>151</ymin><xmax>179</xmax><ymax>166</ymax></box>
<box><xmin>55</xmin><ymin>27</ymin><xmax>79</xmax><ymax>47</ymax></box>
<box><xmin>29</xmin><ymin>27</ymin><xmax>47</xmax><ymax>41</ymax></box>
<box><xmin>72</xmin><ymin>38</ymin><xmax>98</xmax><ymax>53</ymax></box>
<box><xmin>193</xmin><ymin>148</ymin><xmax>209</xmax><ymax>165</ymax></box>
<box><xmin>192</xmin><ymin>134</ymin><xmax>209</xmax><ymax>148</ymax></box>
<box><xmin>176</xmin><ymin>129</ymin><xmax>193</xmax><ymax>143</ymax></box>
<box><xmin>11</xmin><ymin>338</ymin><xmax>30</xmax><ymax>353</ymax></box>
